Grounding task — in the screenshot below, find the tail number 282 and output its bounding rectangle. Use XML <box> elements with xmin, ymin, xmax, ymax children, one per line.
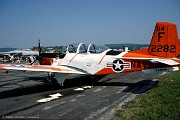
<box><xmin>151</xmin><ymin>45</ymin><xmax>175</xmax><ymax>53</ymax></box>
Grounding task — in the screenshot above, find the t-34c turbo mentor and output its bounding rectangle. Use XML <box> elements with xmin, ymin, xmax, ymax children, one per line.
<box><xmin>0</xmin><ymin>21</ymin><xmax>180</xmax><ymax>86</ymax></box>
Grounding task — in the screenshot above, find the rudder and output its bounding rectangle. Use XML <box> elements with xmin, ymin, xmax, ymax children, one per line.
<box><xmin>149</xmin><ymin>22</ymin><xmax>179</xmax><ymax>58</ymax></box>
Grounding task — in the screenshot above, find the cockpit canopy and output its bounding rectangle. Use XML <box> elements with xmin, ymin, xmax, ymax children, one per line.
<box><xmin>64</xmin><ymin>43</ymin><xmax>110</xmax><ymax>54</ymax></box>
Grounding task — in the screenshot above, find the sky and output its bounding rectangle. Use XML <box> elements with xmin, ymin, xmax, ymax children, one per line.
<box><xmin>0</xmin><ymin>0</ymin><xmax>180</xmax><ymax>48</ymax></box>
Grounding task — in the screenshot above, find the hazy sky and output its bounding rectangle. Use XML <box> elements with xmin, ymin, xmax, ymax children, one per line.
<box><xmin>0</xmin><ymin>0</ymin><xmax>180</xmax><ymax>48</ymax></box>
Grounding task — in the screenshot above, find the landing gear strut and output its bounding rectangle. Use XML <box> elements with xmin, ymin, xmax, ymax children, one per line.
<box><xmin>45</xmin><ymin>72</ymin><xmax>57</xmax><ymax>85</ymax></box>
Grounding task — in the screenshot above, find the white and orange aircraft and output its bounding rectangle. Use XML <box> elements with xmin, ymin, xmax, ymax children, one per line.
<box><xmin>0</xmin><ymin>21</ymin><xmax>180</xmax><ymax>86</ymax></box>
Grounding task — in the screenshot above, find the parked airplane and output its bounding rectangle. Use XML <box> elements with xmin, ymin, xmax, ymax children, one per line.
<box><xmin>1</xmin><ymin>49</ymin><xmax>39</xmax><ymax>56</ymax></box>
<box><xmin>0</xmin><ymin>22</ymin><xmax>180</xmax><ymax>86</ymax></box>
<box><xmin>36</xmin><ymin>39</ymin><xmax>65</xmax><ymax>65</ymax></box>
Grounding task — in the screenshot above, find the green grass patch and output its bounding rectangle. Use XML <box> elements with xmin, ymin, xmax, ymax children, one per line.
<box><xmin>114</xmin><ymin>70</ymin><xmax>180</xmax><ymax>120</ymax></box>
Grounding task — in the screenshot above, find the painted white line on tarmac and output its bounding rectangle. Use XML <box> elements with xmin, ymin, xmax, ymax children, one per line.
<box><xmin>37</xmin><ymin>93</ymin><xmax>62</xmax><ymax>103</ymax></box>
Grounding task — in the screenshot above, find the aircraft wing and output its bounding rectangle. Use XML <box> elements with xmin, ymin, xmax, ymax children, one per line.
<box><xmin>0</xmin><ymin>64</ymin><xmax>86</xmax><ymax>74</ymax></box>
<box><xmin>121</xmin><ymin>57</ymin><xmax>179</xmax><ymax>65</ymax></box>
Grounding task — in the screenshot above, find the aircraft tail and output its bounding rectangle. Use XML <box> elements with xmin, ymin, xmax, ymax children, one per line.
<box><xmin>149</xmin><ymin>22</ymin><xmax>180</xmax><ymax>58</ymax></box>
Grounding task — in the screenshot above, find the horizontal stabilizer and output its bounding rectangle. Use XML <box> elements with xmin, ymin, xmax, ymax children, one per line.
<box><xmin>152</xmin><ymin>59</ymin><xmax>179</xmax><ymax>65</ymax></box>
<box><xmin>142</xmin><ymin>67</ymin><xmax>179</xmax><ymax>74</ymax></box>
<box><xmin>121</xmin><ymin>56</ymin><xmax>179</xmax><ymax>65</ymax></box>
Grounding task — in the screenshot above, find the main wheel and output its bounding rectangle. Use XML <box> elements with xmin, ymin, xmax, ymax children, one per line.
<box><xmin>45</xmin><ymin>73</ymin><xmax>58</xmax><ymax>85</ymax></box>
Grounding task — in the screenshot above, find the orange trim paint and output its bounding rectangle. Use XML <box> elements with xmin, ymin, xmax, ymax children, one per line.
<box><xmin>98</xmin><ymin>54</ymin><xmax>106</xmax><ymax>65</ymax></box>
<box><xmin>69</xmin><ymin>53</ymin><xmax>78</xmax><ymax>63</ymax></box>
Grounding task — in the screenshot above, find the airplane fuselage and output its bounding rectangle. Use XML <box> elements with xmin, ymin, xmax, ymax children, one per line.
<box><xmin>61</xmin><ymin>49</ymin><xmax>172</xmax><ymax>75</ymax></box>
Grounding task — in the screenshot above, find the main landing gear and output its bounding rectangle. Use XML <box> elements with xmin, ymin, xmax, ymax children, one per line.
<box><xmin>45</xmin><ymin>72</ymin><xmax>58</xmax><ymax>85</ymax></box>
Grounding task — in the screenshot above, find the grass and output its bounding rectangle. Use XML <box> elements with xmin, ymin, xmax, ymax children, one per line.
<box><xmin>114</xmin><ymin>70</ymin><xmax>180</xmax><ymax>120</ymax></box>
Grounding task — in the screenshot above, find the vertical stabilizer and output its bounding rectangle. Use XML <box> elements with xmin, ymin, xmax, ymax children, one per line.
<box><xmin>149</xmin><ymin>22</ymin><xmax>179</xmax><ymax>58</ymax></box>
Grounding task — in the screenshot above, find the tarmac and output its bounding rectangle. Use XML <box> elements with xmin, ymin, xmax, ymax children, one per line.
<box><xmin>0</xmin><ymin>62</ymin><xmax>160</xmax><ymax>120</ymax></box>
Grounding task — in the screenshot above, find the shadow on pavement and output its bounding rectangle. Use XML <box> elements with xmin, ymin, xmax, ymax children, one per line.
<box><xmin>0</xmin><ymin>75</ymin><xmax>103</xmax><ymax>99</ymax></box>
<box><xmin>0</xmin><ymin>74</ymin><xmax>159</xmax><ymax>99</ymax></box>
<box><xmin>95</xmin><ymin>79</ymin><xmax>159</xmax><ymax>94</ymax></box>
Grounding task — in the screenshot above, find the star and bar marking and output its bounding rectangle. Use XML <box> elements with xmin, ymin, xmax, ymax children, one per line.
<box><xmin>107</xmin><ymin>59</ymin><xmax>131</xmax><ymax>72</ymax></box>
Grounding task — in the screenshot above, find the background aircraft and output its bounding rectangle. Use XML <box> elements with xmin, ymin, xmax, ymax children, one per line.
<box><xmin>1</xmin><ymin>49</ymin><xmax>39</xmax><ymax>56</ymax></box>
<box><xmin>0</xmin><ymin>21</ymin><xmax>180</xmax><ymax>86</ymax></box>
<box><xmin>36</xmin><ymin>40</ymin><xmax>65</xmax><ymax>65</ymax></box>
<box><xmin>0</xmin><ymin>49</ymin><xmax>39</xmax><ymax>63</ymax></box>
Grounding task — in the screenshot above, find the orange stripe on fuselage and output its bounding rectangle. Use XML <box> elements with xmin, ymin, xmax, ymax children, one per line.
<box><xmin>98</xmin><ymin>54</ymin><xmax>106</xmax><ymax>65</ymax></box>
<box><xmin>69</xmin><ymin>53</ymin><xmax>78</xmax><ymax>63</ymax></box>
